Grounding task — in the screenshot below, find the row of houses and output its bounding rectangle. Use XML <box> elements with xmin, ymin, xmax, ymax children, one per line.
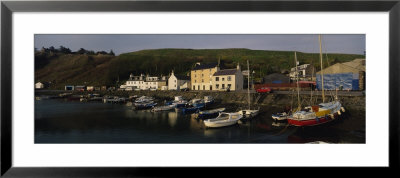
<box><xmin>64</xmin><ymin>85</ymin><xmax>113</xmax><ymax>91</ymax></box>
<box><xmin>36</xmin><ymin>58</ymin><xmax>365</xmax><ymax>92</ymax></box>
<box><xmin>120</xmin><ymin>61</ymin><xmax>244</xmax><ymax>91</ymax></box>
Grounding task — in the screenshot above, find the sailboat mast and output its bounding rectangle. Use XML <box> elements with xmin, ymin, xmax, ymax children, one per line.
<box><xmin>295</xmin><ymin>52</ymin><xmax>301</xmax><ymax>110</ymax></box>
<box><xmin>247</xmin><ymin>60</ymin><xmax>251</xmax><ymax>110</ymax></box>
<box><xmin>319</xmin><ymin>35</ymin><xmax>325</xmax><ymax>103</ymax></box>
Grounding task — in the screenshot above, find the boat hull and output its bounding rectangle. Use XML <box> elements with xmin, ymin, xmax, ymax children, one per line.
<box><xmin>271</xmin><ymin>113</ymin><xmax>289</xmax><ymax>121</ymax></box>
<box><xmin>287</xmin><ymin>113</ymin><xmax>338</xmax><ymax>126</ymax></box>
<box><xmin>204</xmin><ymin>120</ymin><xmax>238</xmax><ymax>128</ymax></box>
<box><xmin>238</xmin><ymin>110</ymin><xmax>259</xmax><ymax>119</ymax></box>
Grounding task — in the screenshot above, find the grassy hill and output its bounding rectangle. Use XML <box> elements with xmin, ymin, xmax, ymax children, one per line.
<box><xmin>35</xmin><ymin>48</ymin><xmax>365</xmax><ymax>89</ymax></box>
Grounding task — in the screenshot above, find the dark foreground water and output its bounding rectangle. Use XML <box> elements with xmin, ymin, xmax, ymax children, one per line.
<box><xmin>35</xmin><ymin>99</ymin><xmax>365</xmax><ymax>143</ymax></box>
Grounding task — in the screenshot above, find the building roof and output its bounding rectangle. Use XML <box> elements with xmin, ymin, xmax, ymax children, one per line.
<box><xmin>316</xmin><ymin>59</ymin><xmax>365</xmax><ymax>74</ymax></box>
<box><xmin>341</xmin><ymin>58</ymin><xmax>365</xmax><ymax>71</ymax></box>
<box><xmin>213</xmin><ymin>69</ymin><xmax>238</xmax><ymax>76</ymax></box>
<box><xmin>192</xmin><ymin>62</ymin><xmax>218</xmax><ymax>70</ymax></box>
<box><xmin>175</xmin><ymin>75</ymin><xmax>191</xmax><ymax>80</ymax></box>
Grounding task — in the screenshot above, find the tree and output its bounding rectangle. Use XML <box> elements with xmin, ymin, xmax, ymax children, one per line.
<box><xmin>87</xmin><ymin>50</ymin><xmax>95</xmax><ymax>55</ymax></box>
<box><xmin>77</xmin><ymin>48</ymin><xmax>87</xmax><ymax>54</ymax></box>
<box><xmin>109</xmin><ymin>49</ymin><xmax>115</xmax><ymax>56</ymax></box>
<box><xmin>96</xmin><ymin>51</ymin><xmax>108</xmax><ymax>55</ymax></box>
<box><xmin>48</xmin><ymin>46</ymin><xmax>56</xmax><ymax>53</ymax></box>
<box><xmin>59</xmin><ymin>46</ymin><xmax>72</xmax><ymax>54</ymax></box>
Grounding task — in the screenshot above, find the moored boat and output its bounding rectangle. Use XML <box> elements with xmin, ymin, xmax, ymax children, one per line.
<box><xmin>203</xmin><ymin>112</ymin><xmax>242</xmax><ymax>128</ymax></box>
<box><xmin>287</xmin><ymin>101</ymin><xmax>342</xmax><ymax>126</ymax></box>
<box><xmin>133</xmin><ymin>102</ymin><xmax>157</xmax><ymax>110</ymax></box>
<box><xmin>272</xmin><ymin>112</ymin><xmax>290</xmax><ymax>121</ymax></box>
<box><xmin>237</xmin><ymin>60</ymin><xmax>259</xmax><ymax>119</ymax></box>
<box><xmin>204</xmin><ymin>96</ymin><xmax>214</xmax><ymax>105</ymax></box>
<box><xmin>197</xmin><ymin>108</ymin><xmax>225</xmax><ymax>119</ymax></box>
<box><xmin>151</xmin><ymin>104</ymin><xmax>175</xmax><ymax>112</ymax></box>
<box><xmin>287</xmin><ymin>35</ymin><xmax>344</xmax><ymax>127</ymax></box>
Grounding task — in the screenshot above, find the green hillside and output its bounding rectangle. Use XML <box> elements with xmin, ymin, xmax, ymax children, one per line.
<box><xmin>35</xmin><ymin>48</ymin><xmax>365</xmax><ymax>89</ymax></box>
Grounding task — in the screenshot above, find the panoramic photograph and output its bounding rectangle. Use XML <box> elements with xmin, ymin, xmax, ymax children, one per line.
<box><xmin>34</xmin><ymin>34</ymin><xmax>366</xmax><ymax>143</ymax></box>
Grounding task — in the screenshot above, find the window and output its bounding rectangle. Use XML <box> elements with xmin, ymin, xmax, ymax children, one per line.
<box><xmin>195</xmin><ymin>74</ymin><xmax>196</xmax><ymax>77</ymax></box>
<box><xmin>193</xmin><ymin>86</ymin><xmax>195</xmax><ymax>90</ymax></box>
<box><xmin>216</xmin><ymin>77</ymin><xmax>219</xmax><ymax>81</ymax></box>
<box><xmin>222</xmin><ymin>77</ymin><xmax>225</xmax><ymax>81</ymax></box>
<box><xmin>227</xmin><ymin>76</ymin><xmax>231</xmax><ymax>81</ymax></box>
<box><xmin>202</xmin><ymin>79</ymin><xmax>204</xmax><ymax>82</ymax></box>
<box><xmin>222</xmin><ymin>84</ymin><xmax>225</xmax><ymax>89</ymax></box>
<box><xmin>202</xmin><ymin>74</ymin><xmax>204</xmax><ymax>77</ymax></box>
<box><xmin>228</xmin><ymin>84</ymin><xmax>231</xmax><ymax>89</ymax></box>
<box><xmin>195</xmin><ymin>80</ymin><xmax>197</xmax><ymax>83</ymax></box>
<box><xmin>203</xmin><ymin>85</ymin><xmax>205</xmax><ymax>90</ymax></box>
<box><xmin>175</xmin><ymin>80</ymin><xmax>176</xmax><ymax>83</ymax></box>
<box><xmin>198</xmin><ymin>85</ymin><xmax>200</xmax><ymax>90</ymax></box>
<box><xmin>216</xmin><ymin>84</ymin><xmax>219</xmax><ymax>89</ymax></box>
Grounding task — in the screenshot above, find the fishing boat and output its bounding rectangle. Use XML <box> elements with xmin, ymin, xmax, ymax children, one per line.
<box><xmin>203</xmin><ymin>112</ymin><xmax>242</xmax><ymax>128</ymax></box>
<box><xmin>134</xmin><ymin>96</ymin><xmax>154</xmax><ymax>103</ymax></box>
<box><xmin>175</xmin><ymin>102</ymin><xmax>204</xmax><ymax>114</ymax></box>
<box><xmin>287</xmin><ymin>35</ymin><xmax>344</xmax><ymax>127</ymax></box>
<box><xmin>237</xmin><ymin>60</ymin><xmax>259</xmax><ymax>119</ymax></box>
<box><xmin>151</xmin><ymin>104</ymin><xmax>175</xmax><ymax>112</ymax></box>
<box><xmin>271</xmin><ymin>111</ymin><xmax>290</xmax><ymax>121</ymax></box>
<box><xmin>103</xmin><ymin>96</ymin><xmax>127</xmax><ymax>103</ymax></box>
<box><xmin>204</xmin><ymin>96</ymin><xmax>214</xmax><ymax>105</ymax></box>
<box><xmin>133</xmin><ymin>102</ymin><xmax>157</xmax><ymax>110</ymax></box>
<box><xmin>190</xmin><ymin>98</ymin><xmax>206</xmax><ymax>108</ymax></box>
<box><xmin>167</xmin><ymin>96</ymin><xmax>188</xmax><ymax>108</ymax></box>
<box><xmin>197</xmin><ymin>108</ymin><xmax>225</xmax><ymax>119</ymax></box>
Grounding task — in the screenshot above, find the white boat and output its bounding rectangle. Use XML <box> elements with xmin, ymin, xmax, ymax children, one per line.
<box><xmin>134</xmin><ymin>96</ymin><xmax>154</xmax><ymax>103</ymax></box>
<box><xmin>203</xmin><ymin>112</ymin><xmax>242</xmax><ymax>128</ymax></box>
<box><xmin>306</xmin><ymin>141</ymin><xmax>331</xmax><ymax>144</ymax></box>
<box><xmin>237</xmin><ymin>60</ymin><xmax>259</xmax><ymax>119</ymax></box>
<box><xmin>271</xmin><ymin>112</ymin><xmax>290</xmax><ymax>121</ymax></box>
<box><xmin>197</xmin><ymin>108</ymin><xmax>225</xmax><ymax>118</ymax></box>
<box><xmin>238</xmin><ymin>109</ymin><xmax>259</xmax><ymax>119</ymax></box>
<box><xmin>151</xmin><ymin>104</ymin><xmax>175</xmax><ymax>112</ymax></box>
<box><xmin>204</xmin><ymin>96</ymin><xmax>214</xmax><ymax>104</ymax></box>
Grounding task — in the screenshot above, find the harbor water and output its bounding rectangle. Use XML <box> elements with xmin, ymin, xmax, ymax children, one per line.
<box><xmin>35</xmin><ymin>98</ymin><xmax>365</xmax><ymax>143</ymax></box>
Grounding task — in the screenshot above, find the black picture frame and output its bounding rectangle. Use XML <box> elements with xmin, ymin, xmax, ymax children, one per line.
<box><xmin>1</xmin><ymin>0</ymin><xmax>399</xmax><ymax>177</ymax></box>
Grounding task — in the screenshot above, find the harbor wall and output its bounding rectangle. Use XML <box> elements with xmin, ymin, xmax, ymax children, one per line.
<box><xmin>36</xmin><ymin>90</ymin><xmax>365</xmax><ymax>111</ymax></box>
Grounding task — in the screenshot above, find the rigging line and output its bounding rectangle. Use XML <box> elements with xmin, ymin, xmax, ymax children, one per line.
<box><xmin>322</xmin><ymin>36</ymin><xmax>331</xmax><ymax>67</ymax></box>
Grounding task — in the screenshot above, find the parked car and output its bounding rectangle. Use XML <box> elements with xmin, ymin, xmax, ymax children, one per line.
<box><xmin>256</xmin><ymin>87</ymin><xmax>272</xmax><ymax>93</ymax></box>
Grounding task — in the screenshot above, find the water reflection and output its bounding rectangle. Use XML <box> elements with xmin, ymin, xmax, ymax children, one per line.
<box><xmin>167</xmin><ymin>112</ymin><xmax>178</xmax><ymax>127</ymax></box>
<box><xmin>35</xmin><ymin>99</ymin><xmax>365</xmax><ymax>143</ymax></box>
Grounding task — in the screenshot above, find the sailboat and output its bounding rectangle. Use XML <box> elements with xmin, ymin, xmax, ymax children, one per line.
<box><xmin>287</xmin><ymin>35</ymin><xmax>344</xmax><ymax>127</ymax></box>
<box><xmin>237</xmin><ymin>60</ymin><xmax>259</xmax><ymax>119</ymax></box>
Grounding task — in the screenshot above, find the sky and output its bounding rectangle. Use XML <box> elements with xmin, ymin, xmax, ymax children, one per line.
<box><xmin>34</xmin><ymin>34</ymin><xmax>365</xmax><ymax>55</ymax></box>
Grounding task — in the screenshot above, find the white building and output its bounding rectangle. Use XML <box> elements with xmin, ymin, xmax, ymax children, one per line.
<box><xmin>211</xmin><ymin>64</ymin><xmax>243</xmax><ymax>91</ymax></box>
<box><xmin>289</xmin><ymin>64</ymin><xmax>315</xmax><ymax>81</ymax></box>
<box><xmin>168</xmin><ymin>70</ymin><xmax>191</xmax><ymax>91</ymax></box>
<box><xmin>120</xmin><ymin>73</ymin><xmax>167</xmax><ymax>90</ymax></box>
<box><xmin>35</xmin><ymin>82</ymin><xmax>45</xmax><ymax>89</ymax></box>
